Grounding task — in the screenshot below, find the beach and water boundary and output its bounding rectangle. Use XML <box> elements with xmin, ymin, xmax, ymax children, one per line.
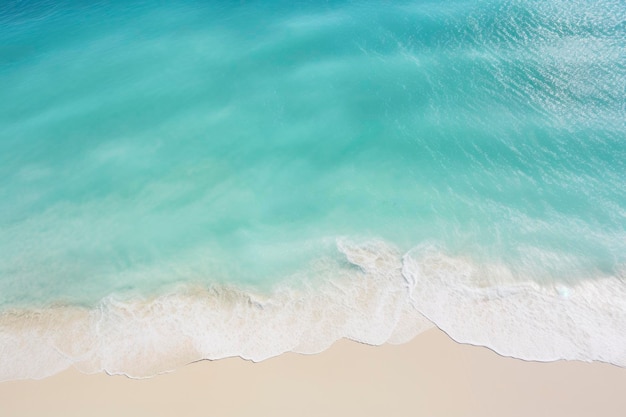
<box><xmin>2</xmin><ymin>238</ymin><xmax>625</xmax><ymax>381</ymax></box>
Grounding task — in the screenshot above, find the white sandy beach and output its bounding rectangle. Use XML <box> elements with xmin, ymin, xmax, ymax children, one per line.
<box><xmin>1</xmin><ymin>327</ymin><xmax>625</xmax><ymax>417</ymax></box>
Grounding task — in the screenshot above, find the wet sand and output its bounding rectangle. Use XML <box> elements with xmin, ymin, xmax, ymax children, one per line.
<box><xmin>1</xmin><ymin>328</ymin><xmax>625</xmax><ymax>417</ymax></box>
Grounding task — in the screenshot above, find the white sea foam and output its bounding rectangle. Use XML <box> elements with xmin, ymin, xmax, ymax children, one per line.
<box><xmin>1</xmin><ymin>238</ymin><xmax>625</xmax><ymax>382</ymax></box>
<box><xmin>402</xmin><ymin>245</ymin><xmax>626</xmax><ymax>366</ymax></box>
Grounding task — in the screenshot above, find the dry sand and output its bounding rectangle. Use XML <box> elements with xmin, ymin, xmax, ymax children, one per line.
<box><xmin>1</xmin><ymin>327</ymin><xmax>625</xmax><ymax>417</ymax></box>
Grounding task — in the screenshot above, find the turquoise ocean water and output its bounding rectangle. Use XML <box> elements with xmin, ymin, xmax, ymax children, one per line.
<box><xmin>1</xmin><ymin>0</ymin><xmax>625</xmax><ymax>380</ymax></box>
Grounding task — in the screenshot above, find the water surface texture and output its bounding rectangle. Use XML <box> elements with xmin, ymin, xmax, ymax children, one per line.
<box><xmin>1</xmin><ymin>0</ymin><xmax>625</xmax><ymax>380</ymax></box>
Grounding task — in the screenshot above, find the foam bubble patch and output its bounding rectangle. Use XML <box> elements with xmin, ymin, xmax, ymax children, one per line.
<box><xmin>402</xmin><ymin>246</ymin><xmax>626</xmax><ymax>366</ymax></box>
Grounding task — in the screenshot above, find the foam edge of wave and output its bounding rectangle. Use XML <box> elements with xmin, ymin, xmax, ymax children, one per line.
<box><xmin>2</xmin><ymin>238</ymin><xmax>625</xmax><ymax>382</ymax></box>
<box><xmin>0</xmin><ymin>238</ymin><xmax>433</xmax><ymax>381</ymax></box>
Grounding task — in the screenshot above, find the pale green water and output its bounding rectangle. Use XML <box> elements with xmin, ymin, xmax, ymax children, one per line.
<box><xmin>1</xmin><ymin>0</ymin><xmax>625</xmax><ymax>307</ymax></box>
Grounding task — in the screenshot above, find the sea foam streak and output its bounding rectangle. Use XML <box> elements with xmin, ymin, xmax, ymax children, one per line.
<box><xmin>1</xmin><ymin>239</ymin><xmax>624</xmax><ymax>381</ymax></box>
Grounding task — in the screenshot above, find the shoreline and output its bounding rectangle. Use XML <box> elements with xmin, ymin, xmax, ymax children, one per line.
<box><xmin>2</xmin><ymin>240</ymin><xmax>625</xmax><ymax>382</ymax></box>
<box><xmin>2</xmin><ymin>328</ymin><xmax>626</xmax><ymax>417</ymax></box>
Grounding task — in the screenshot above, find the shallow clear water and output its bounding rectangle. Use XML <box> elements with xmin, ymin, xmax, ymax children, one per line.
<box><xmin>1</xmin><ymin>0</ymin><xmax>625</xmax><ymax>379</ymax></box>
